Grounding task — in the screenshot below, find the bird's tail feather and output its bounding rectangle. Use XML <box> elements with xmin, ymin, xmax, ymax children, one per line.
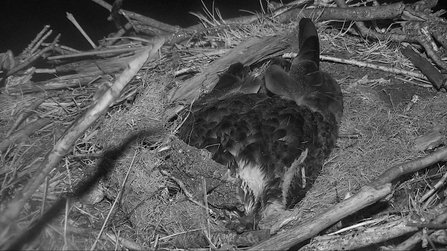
<box><xmin>290</xmin><ymin>17</ymin><xmax>320</xmax><ymax>79</ymax></box>
<box><xmin>291</xmin><ymin>18</ymin><xmax>343</xmax><ymax>123</ymax></box>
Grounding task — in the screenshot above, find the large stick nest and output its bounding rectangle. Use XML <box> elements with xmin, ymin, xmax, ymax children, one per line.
<box><xmin>1</xmin><ymin>0</ymin><xmax>447</xmax><ymax>250</ymax></box>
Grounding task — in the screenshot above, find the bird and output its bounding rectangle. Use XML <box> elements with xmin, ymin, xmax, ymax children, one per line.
<box><xmin>178</xmin><ymin>18</ymin><xmax>343</xmax><ymax>232</ymax></box>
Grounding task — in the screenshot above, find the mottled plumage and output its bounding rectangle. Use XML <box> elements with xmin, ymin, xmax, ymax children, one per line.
<box><xmin>178</xmin><ymin>18</ymin><xmax>343</xmax><ymax>231</ymax></box>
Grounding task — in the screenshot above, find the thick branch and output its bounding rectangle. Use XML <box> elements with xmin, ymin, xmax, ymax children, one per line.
<box><xmin>248</xmin><ymin>184</ymin><xmax>392</xmax><ymax>250</ymax></box>
<box><xmin>370</xmin><ymin>147</ymin><xmax>447</xmax><ymax>187</ymax></box>
<box><xmin>277</xmin><ymin>2</ymin><xmax>405</xmax><ymax>23</ymax></box>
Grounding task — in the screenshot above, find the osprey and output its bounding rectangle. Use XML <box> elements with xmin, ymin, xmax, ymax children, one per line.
<box><xmin>178</xmin><ymin>18</ymin><xmax>343</xmax><ymax>231</ymax></box>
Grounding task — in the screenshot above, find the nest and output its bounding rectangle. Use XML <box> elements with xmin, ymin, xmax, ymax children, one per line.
<box><xmin>1</xmin><ymin>0</ymin><xmax>447</xmax><ymax>250</ymax></box>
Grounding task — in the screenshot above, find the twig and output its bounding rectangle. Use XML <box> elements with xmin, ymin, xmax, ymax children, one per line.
<box><xmin>22</xmin><ymin>25</ymin><xmax>51</xmax><ymax>55</ymax></box>
<box><xmin>395</xmin><ymin>76</ymin><xmax>432</xmax><ymax>88</ymax></box>
<box><xmin>327</xmin><ymin>216</ymin><xmax>388</xmax><ymax>236</ymax></box>
<box><xmin>63</xmin><ymin>198</ymin><xmax>70</xmax><ymax>250</ymax></box>
<box><xmin>47</xmin><ymin>47</ymin><xmax>144</xmax><ymax>60</ymax></box>
<box><xmin>66</xmin><ymin>12</ymin><xmax>97</xmax><ymax>49</ymax></box>
<box><xmin>41</xmin><ymin>43</ymin><xmax>81</xmax><ymax>53</ymax></box>
<box><xmin>321</xmin><ymin>55</ymin><xmax>426</xmax><ymax>80</ymax></box>
<box><xmin>338</xmin><ymin>133</ymin><xmax>361</xmax><ymax>139</ymax></box>
<box><xmin>152</xmin><ymin>234</ymin><xmax>159</xmax><ymax>250</ymax></box>
<box><xmin>30</xmin><ymin>30</ymin><xmax>54</xmax><ymax>56</ymax></box>
<box><xmin>41</xmin><ymin>177</ymin><xmax>49</xmax><ymax>217</ymax></box>
<box><xmin>419</xmin><ymin>167</ymin><xmax>447</xmax><ymax>203</ymax></box>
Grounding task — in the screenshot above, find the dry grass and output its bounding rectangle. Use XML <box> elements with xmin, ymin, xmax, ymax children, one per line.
<box><xmin>1</xmin><ymin>3</ymin><xmax>446</xmax><ymax>251</ymax></box>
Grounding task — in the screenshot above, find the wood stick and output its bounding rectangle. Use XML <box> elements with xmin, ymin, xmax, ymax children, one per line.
<box><xmin>321</xmin><ymin>55</ymin><xmax>426</xmax><ymax>80</ymax></box>
<box><xmin>276</xmin><ymin>2</ymin><xmax>406</xmax><ymax>24</ymax></box>
<box><xmin>66</xmin><ymin>12</ymin><xmax>97</xmax><ymax>49</ymax></box>
<box><xmin>47</xmin><ymin>47</ymin><xmax>144</xmax><ymax>60</ymax></box>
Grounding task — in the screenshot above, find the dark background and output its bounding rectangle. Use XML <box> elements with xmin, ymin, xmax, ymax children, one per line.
<box><xmin>0</xmin><ymin>0</ymin><xmax>445</xmax><ymax>54</ymax></box>
<box><xmin>0</xmin><ymin>0</ymin><xmax>292</xmax><ymax>53</ymax></box>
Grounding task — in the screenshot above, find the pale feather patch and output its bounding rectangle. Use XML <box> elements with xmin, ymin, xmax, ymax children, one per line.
<box><xmin>237</xmin><ymin>158</ymin><xmax>267</xmax><ymax>212</ymax></box>
<box><xmin>262</xmin><ymin>200</ymin><xmax>285</xmax><ymax>220</ymax></box>
<box><xmin>282</xmin><ymin>148</ymin><xmax>308</xmax><ymax>206</ymax></box>
<box><xmin>258</xmin><ymin>200</ymin><xmax>286</xmax><ymax>230</ymax></box>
